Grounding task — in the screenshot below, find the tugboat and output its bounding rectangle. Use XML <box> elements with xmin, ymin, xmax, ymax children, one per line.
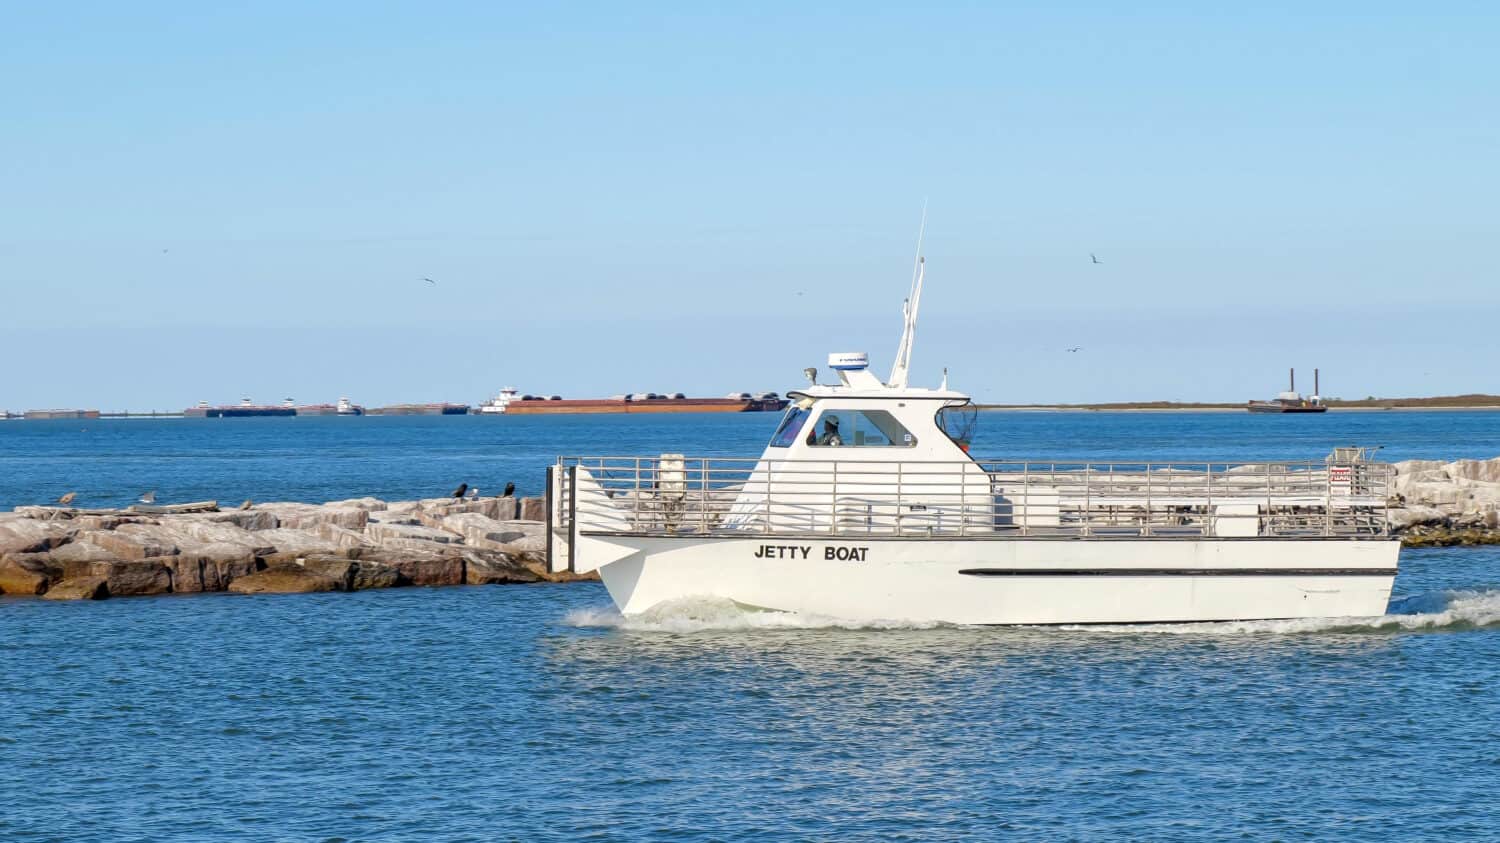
<box><xmin>544</xmin><ymin>252</ymin><xmax>1396</xmax><ymax>624</ymax></box>
<box><xmin>1248</xmin><ymin>369</ymin><xmax>1328</xmax><ymax>413</ymax></box>
<box><xmin>476</xmin><ymin>387</ymin><xmax>519</xmax><ymax>415</ymax></box>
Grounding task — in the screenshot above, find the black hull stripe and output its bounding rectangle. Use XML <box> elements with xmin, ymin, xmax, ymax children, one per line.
<box><xmin>957</xmin><ymin>568</ymin><xmax>1397</xmax><ymax>578</ymax></box>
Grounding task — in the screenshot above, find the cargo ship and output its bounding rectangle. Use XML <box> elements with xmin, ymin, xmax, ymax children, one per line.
<box><xmin>493</xmin><ymin>391</ymin><xmax>788</xmax><ymax>415</ymax></box>
<box><xmin>185</xmin><ymin>398</ymin><xmax>297</xmax><ymax>418</ymax></box>
<box><xmin>297</xmin><ymin>397</ymin><xmax>365</xmax><ymax>416</ymax></box>
<box><xmin>366</xmin><ymin>402</ymin><xmax>471</xmax><ymax>416</ymax></box>
<box><xmin>23</xmin><ymin>408</ymin><xmax>102</xmax><ymax>420</ymax></box>
<box><xmin>1248</xmin><ymin>369</ymin><xmax>1328</xmax><ymax>414</ymax></box>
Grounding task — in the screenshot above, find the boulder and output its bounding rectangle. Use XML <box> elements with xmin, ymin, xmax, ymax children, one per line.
<box><xmin>301</xmin><ymin>556</ymin><xmax>357</xmax><ymax>590</ymax></box>
<box><xmin>164</xmin><ymin>544</ymin><xmax>259</xmax><ymax>593</ymax></box>
<box><xmin>1388</xmin><ymin>506</ymin><xmax>1449</xmax><ymax>530</ymax></box>
<box><xmin>84</xmin><ymin>527</ymin><xmax>177</xmax><ymax>561</ymax></box>
<box><xmin>1444</xmin><ymin>458</ymin><xmax>1500</xmax><ymax>484</ymax></box>
<box><xmin>173</xmin><ymin>519</ymin><xmax>277</xmax><ymax>554</ymax></box>
<box><xmin>228</xmin><ymin>565</ymin><xmax>342</xmax><ymax>594</ymax></box>
<box><xmin>42</xmin><ymin>577</ymin><xmax>109</xmax><ymax>601</ymax></box>
<box><xmin>95</xmin><ymin>559</ymin><xmax>173</xmax><ymax>596</ymax></box>
<box><xmin>461</xmin><ymin>549</ymin><xmax>541</xmax><ymax>585</ymax></box>
<box><xmin>349</xmin><ymin>559</ymin><xmax>400</xmax><ymax>591</ymax></box>
<box><xmin>0</xmin><ymin>555</ymin><xmax>51</xmax><ymax>595</ymax></box>
<box><xmin>440</xmin><ymin>513</ymin><xmax>541</xmax><ymax>552</ymax></box>
<box><xmin>324</xmin><ymin>497</ymin><xmax>388</xmax><ymax>512</ymax></box>
<box><xmin>391</xmin><ymin>556</ymin><xmax>464</xmax><ymax>587</ymax></box>
<box><xmin>0</xmin><ymin>520</ymin><xmax>75</xmax><ymax>555</ymax></box>
<box><xmin>519</xmin><ymin>496</ymin><xmax>546</xmax><ymax>522</ymax></box>
<box><xmin>365</xmin><ymin>521</ymin><xmax>462</xmax><ymax>545</ymax></box>
<box><xmin>208</xmin><ymin>509</ymin><xmax>280</xmax><ymax>531</ymax></box>
<box><xmin>313</xmin><ymin>522</ymin><xmax>375</xmax><ymax>553</ymax></box>
<box><xmin>252</xmin><ymin>529</ymin><xmax>342</xmax><ymax>565</ymax></box>
<box><xmin>277</xmin><ymin>507</ymin><xmax>369</xmax><ymax>531</ymax></box>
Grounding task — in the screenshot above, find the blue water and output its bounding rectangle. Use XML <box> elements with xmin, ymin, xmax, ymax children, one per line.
<box><xmin>3</xmin><ymin>409</ymin><xmax>1500</xmax><ymax>510</ymax></box>
<box><xmin>4</xmin><ymin>411</ymin><xmax>1500</xmax><ymax>840</ymax></box>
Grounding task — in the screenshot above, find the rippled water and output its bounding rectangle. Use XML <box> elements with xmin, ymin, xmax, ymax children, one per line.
<box><xmin>5</xmin><ymin>411</ymin><xmax>1500</xmax><ymax>839</ymax></box>
<box><xmin>3</xmin><ymin>546</ymin><xmax>1499</xmax><ymax>841</ymax></box>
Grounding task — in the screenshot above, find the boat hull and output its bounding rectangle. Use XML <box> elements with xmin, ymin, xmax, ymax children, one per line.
<box><xmin>585</xmin><ymin>535</ymin><xmax>1399</xmax><ymax>624</ymax></box>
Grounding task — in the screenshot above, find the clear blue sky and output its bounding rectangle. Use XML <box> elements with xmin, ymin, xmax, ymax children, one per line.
<box><xmin>2</xmin><ymin>2</ymin><xmax>1495</xmax><ymax>410</ymax></box>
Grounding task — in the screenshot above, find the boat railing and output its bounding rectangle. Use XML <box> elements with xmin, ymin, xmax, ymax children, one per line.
<box><xmin>551</xmin><ymin>456</ymin><xmax>1393</xmax><ymax>540</ymax></box>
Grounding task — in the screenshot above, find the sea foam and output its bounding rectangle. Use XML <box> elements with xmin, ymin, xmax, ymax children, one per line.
<box><xmin>565</xmin><ymin>589</ymin><xmax>1500</xmax><ymax>635</ymax></box>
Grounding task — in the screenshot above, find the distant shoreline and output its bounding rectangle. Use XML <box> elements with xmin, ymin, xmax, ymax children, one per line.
<box><xmin>976</xmin><ymin>397</ymin><xmax>1500</xmax><ymax>413</ymax></box>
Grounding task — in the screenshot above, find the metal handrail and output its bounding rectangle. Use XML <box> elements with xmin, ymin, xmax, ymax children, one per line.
<box><xmin>554</xmin><ymin>455</ymin><xmax>1393</xmax><ymax>541</ymax></box>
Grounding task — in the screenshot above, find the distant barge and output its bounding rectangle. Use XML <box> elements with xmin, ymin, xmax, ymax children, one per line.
<box><xmin>484</xmin><ymin>389</ymin><xmax>788</xmax><ymax>415</ymax></box>
<box><xmin>186</xmin><ymin>397</ymin><xmax>367</xmax><ymax>418</ymax></box>
<box><xmin>1248</xmin><ymin>369</ymin><xmax>1328</xmax><ymax>414</ymax></box>
<box><xmin>365</xmin><ymin>402</ymin><xmax>470</xmax><ymax>416</ymax></box>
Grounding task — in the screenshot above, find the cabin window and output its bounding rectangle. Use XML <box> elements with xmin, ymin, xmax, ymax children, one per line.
<box><xmin>936</xmin><ymin>405</ymin><xmax>978</xmax><ymax>452</ymax></box>
<box><xmin>769</xmin><ymin>407</ymin><xmax>812</xmax><ymax>447</ymax></box>
<box><xmin>806</xmin><ymin>410</ymin><xmax>916</xmax><ymax>447</ymax></box>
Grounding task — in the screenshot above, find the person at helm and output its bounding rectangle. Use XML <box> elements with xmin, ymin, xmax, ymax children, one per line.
<box><xmin>813</xmin><ymin>415</ymin><xmax>844</xmax><ymax>446</ymax></box>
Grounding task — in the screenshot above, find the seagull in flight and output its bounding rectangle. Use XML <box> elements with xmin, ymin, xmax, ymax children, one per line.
<box><xmin>139</xmin><ymin>490</ymin><xmax>156</xmax><ymax>504</ymax></box>
<box><xmin>1066</xmin><ymin>347</ymin><xmax>1082</xmax><ymax>353</ymax></box>
<box><xmin>1090</xmin><ymin>253</ymin><xmax>1102</xmax><ymax>265</ymax></box>
<box><xmin>422</xmin><ymin>277</ymin><xmax>437</xmax><ymax>286</ymax></box>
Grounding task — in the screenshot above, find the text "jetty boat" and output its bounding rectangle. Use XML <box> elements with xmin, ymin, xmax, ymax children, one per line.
<box><xmin>545</xmin><ymin>250</ymin><xmax>1398</xmax><ymax>624</ymax></box>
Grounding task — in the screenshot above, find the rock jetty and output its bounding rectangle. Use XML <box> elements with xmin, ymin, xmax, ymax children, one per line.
<box><xmin>0</xmin><ymin>495</ymin><xmax>592</xmax><ymax>600</ymax></box>
<box><xmin>1388</xmin><ymin>456</ymin><xmax>1500</xmax><ymax>546</ymax></box>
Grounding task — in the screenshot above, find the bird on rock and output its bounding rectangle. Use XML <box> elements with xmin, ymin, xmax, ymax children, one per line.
<box><xmin>452</xmin><ymin>483</ymin><xmax>468</xmax><ymax>499</ymax></box>
<box><xmin>467</xmin><ymin>487</ymin><xmax>480</xmax><ymax>501</ymax></box>
<box><xmin>503</xmin><ymin>482</ymin><xmax>516</xmax><ymax>497</ymax></box>
<box><xmin>239</xmin><ymin>499</ymin><xmax>254</xmax><ymax>510</ymax></box>
<box><xmin>58</xmin><ymin>491</ymin><xmax>77</xmax><ymax>505</ymax></box>
<box><xmin>139</xmin><ymin>490</ymin><xmax>156</xmax><ymax>504</ymax></box>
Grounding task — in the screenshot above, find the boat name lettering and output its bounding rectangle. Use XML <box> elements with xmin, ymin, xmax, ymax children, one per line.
<box><xmin>825</xmin><ymin>546</ymin><xmax>868</xmax><ymax>562</ymax></box>
<box><xmin>753</xmin><ymin>544</ymin><xmax>812</xmax><ymax>559</ymax></box>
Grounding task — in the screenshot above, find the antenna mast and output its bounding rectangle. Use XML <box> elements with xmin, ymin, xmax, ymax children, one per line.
<box><xmin>888</xmin><ymin>202</ymin><xmax>927</xmax><ymax>388</ymax></box>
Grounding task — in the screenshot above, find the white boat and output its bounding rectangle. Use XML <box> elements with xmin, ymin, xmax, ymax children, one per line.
<box><xmin>545</xmin><ymin>250</ymin><xmax>1399</xmax><ymax>625</ymax></box>
<box><xmin>477</xmin><ymin>387</ymin><xmax>519</xmax><ymax>414</ymax></box>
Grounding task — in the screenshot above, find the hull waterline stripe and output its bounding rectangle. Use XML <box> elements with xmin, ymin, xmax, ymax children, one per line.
<box><xmin>957</xmin><ymin>568</ymin><xmax>1398</xmax><ymax>578</ymax></box>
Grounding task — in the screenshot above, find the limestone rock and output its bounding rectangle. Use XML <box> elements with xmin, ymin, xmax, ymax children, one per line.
<box><xmin>324</xmin><ymin>497</ymin><xmax>388</xmax><ymax>512</ymax></box>
<box><xmin>390</xmin><ymin>556</ymin><xmax>464</xmax><ymax>587</ymax></box>
<box><xmin>519</xmin><ymin>496</ymin><xmax>546</xmax><ymax>522</ymax></box>
<box><xmin>461</xmin><ymin>549</ymin><xmax>541</xmax><ymax>585</ymax></box>
<box><xmin>228</xmin><ymin>565</ymin><xmax>342</xmax><ymax>594</ymax></box>
<box><xmin>365</xmin><ymin>521</ymin><xmax>461</xmax><ymax>545</ymax></box>
<box><xmin>84</xmin><ymin>527</ymin><xmax>177</xmax><ymax>561</ymax></box>
<box><xmin>252</xmin><ymin>529</ymin><xmax>342</xmax><ymax>564</ymax></box>
<box><xmin>95</xmin><ymin>559</ymin><xmax>173</xmax><ymax>596</ymax></box>
<box><xmin>440</xmin><ymin>513</ymin><xmax>542</xmax><ymax>552</ymax></box>
<box><xmin>350</xmin><ymin>559</ymin><xmax>400</xmax><ymax>590</ymax></box>
<box><xmin>313</xmin><ymin>522</ymin><xmax>375</xmax><ymax>553</ymax></box>
<box><xmin>277</xmin><ymin>506</ymin><xmax>369</xmax><ymax>531</ymax></box>
<box><xmin>300</xmin><ymin>556</ymin><xmax>356</xmax><ymax>590</ymax></box>
<box><xmin>0</xmin><ymin>520</ymin><xmax>75</xmax><ymax>555</ymax></box>
<box><xmin>208</xmin><ymin>509</ymin><xmax>280</xmax><ymax>531</ymax></box>
<box><xmin>42</xmin><ymin>577</ymin><xmax>109</xmax><ymax>601</ymax></box>
<box><xmin>1387</xmin><ymin>506</ymin><xmax>1448</xmax><ymax>530</ymax></box>
<box><xmin>0</xmin><ymin>555</ymin><xmax>51</xmax><ymax>595</ymax></box>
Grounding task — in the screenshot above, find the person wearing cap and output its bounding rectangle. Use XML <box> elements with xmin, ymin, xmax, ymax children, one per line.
<box><xmin>813</xmin><ymin>415</ymin><xmax>844</xmax><ymax>446</ymax></box>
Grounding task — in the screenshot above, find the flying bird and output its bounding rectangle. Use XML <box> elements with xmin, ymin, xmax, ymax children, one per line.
<box><xmin>503</xmin><ymin>482</ymin><xmax>516</xmax><ymax>497</ymax></box>
<box><xmin>451</xmin><ymin>482</ymin><xmax>469</xmax><ymax>499</ymax></box>
<box><xmin>1066</xmin><ymin>347</ymin><xmax>1082</xmax><ymax>353</ymax></box>
<box><xmin>1090</xmin><ymin>253</ymin><xmax>1102</xmax><ymax>264</ymax></box>
<box><xmin>58</xmin><ymin>492</ymin><xmax>77</xmax><ymax>505</ymax></box>
<box><xmin>422</xmin><ymin>277</ymin><xmax>437</xmax><ymax>286</ymax></box>
<box><xmin>139</xmin><ymin>490</ymin><xmax>156</xmax><ymax>504</ymax></box>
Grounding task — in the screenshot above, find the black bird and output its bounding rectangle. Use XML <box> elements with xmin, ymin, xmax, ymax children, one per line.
<box><xmin>423</xmin><ymin>277</ymin><xmax>437</xmax><ymax>286</ymax></box>
<box><xmin>1066</xmin><ymin>346</ymin><xmax>1082</xmax><ymax>353</ymax></box>
<box><xmin>503</xmin><ymin>482</ymin><xmax>515</xmax><ymax>497</ymax></box>
<box><xmin>1090</xmin><ymin>253</ymin><xmax>1102</xmax><ymax>264</ymax></box>
<box><xmin>452</xmin><ymin>483</ymin><xmax>468</xmax><ymax>499</ymax></box>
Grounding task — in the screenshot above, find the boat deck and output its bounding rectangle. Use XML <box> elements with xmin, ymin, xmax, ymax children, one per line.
<box><xmin>551</xmin><ymin>455</ymin><xmax>1393</xmax><ymax>541</ymax></box>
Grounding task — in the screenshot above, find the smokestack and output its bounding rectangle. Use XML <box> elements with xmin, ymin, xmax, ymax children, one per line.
<box><xmin>1314</xmin><ymin>368</ymin><xmax>1320</xmax><ymax>396</ymax></box>
<box><xmin>1289</xmin><ymin>367</ymin><xmax>1295</xmax><ymax>392</ymax></box>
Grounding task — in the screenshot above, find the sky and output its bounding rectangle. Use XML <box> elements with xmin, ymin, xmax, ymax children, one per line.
<box><xmin>1</xmin><ymin>1</ymin><xmax>1496</xmax><ymax>410</ymax></box>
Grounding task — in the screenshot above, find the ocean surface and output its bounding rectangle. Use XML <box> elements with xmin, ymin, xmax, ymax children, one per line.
<box><xmin>4</xmin><ymin>411</ymin><xmax>1500</xmax><ymax>840</ymax></box>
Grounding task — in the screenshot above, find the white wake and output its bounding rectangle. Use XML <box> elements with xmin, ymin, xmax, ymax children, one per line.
<box><xmin>565</xmin><ymin>589</ymin><xmax>1500</xmax><ymax>635</ymax></box>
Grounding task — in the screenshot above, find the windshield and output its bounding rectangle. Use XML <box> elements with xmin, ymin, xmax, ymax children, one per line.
<box><xmin>769</xmin><ymin>406</ymin><xmax>812</xmax><ymax>447</ymax></box>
